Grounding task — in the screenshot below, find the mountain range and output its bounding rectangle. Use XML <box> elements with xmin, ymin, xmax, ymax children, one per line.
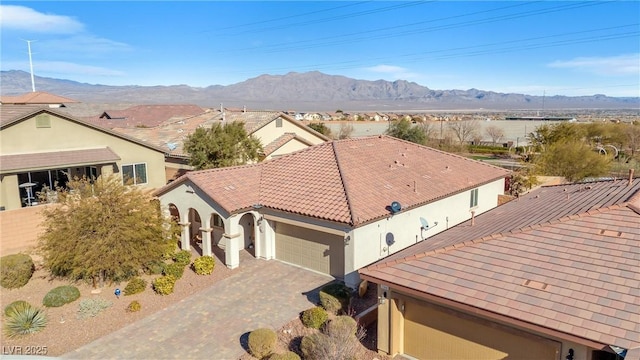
<box><xmin>1</xmin><ymin>70</ymin><xmax>638</xmax><ymax>111</ymax></box>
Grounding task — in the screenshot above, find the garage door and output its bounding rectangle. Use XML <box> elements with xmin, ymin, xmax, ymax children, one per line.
<box><xmin>275</xmin><ymin>223</ymin><xmax>343</xmax><ymax>277</ymax></box>
<box><xmin>403</xmin><ymin>301</ymin><xmax>560</xmax><ymax>360</ymax></box>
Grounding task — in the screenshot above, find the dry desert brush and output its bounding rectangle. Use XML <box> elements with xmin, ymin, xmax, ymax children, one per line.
<box><xmin>0</xmin><ymin>253</ymin><xmax>35</xmax><ymax>289</ymax></box>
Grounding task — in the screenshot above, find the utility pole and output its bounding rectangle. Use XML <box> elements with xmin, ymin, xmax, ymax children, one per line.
<box><xmin>24</xmin><ymin>39</ymin><xmax>37</xmax><ymax>92</ymax></box>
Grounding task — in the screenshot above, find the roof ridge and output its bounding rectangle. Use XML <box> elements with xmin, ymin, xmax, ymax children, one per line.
<box><xmin>331</xmin><ymin>141</ymin><xmax>356</xmax><ymax>226</ymax></box>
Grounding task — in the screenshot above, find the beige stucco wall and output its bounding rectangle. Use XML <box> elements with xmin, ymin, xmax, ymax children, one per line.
<box><xmin>253</xmin><ymin>117</ymin><xmax>326</xmax><ymax>148</ymax></box>
<box><xmin>266</xmin><ymin>138</ymin><xmax>312</xmax><ymax>159</ymax></box>
<box><xmin>0</xmin><ymin>112</ymin><xmax>166</xmax><ymax>210</ymax></box>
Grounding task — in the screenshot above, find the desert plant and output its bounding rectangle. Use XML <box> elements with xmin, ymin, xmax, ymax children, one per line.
<box><xmin>144</xmin><ymin>259</ymin><xmax>166</xmax><ymax>275</ymax></box>
<box><xmin>0</xmin><ymin>253</ymin><xmax>35</xmax><ymax>289</ymax></box>
<box><xmin>153</xmin><ymin>275</ymin><xmax>176</xmax><ymax>295</ymax></box>
<box><xmin>269</xmin><ymin>351</ymin><xmax>301</xmax><ymax>360</ymax></box>
<box><xmin>303</xmin><ymin>325</ymin><xmax>366</xmax><ymax>360</ymax></box>
<box><xmin>42</xmin><ymin>285</ymin><xmax>81</xmax><ymax>307</ymax></box>
<box><xmin>301</xmin><ymin>306</ymin><xmax>328</xmax><ymax>329</ymax></box>
<box><xmin>3</xmin><ymin>302</ymin><xmax>47</xmax><ymax>337</ymax></box>
<box><xmin>172</xmin><ymin>250</ymin><xmax>192</xmax><ymax>266</ymax></box>
<box><xmin>300</xmin><ymin>332</ymin><xmax>325</xmax><ymax>359</ymax></box>
<box><xmin>193</xmin><ymin>256</ymin><xmax>215</xmax><ymax>275</ymax></box>
<box><xmin>319</xmin><ymin>282</ymin><xmax>351</xmax><ymax>314</ymax></box>
<box><xmin>127</xmin><ymin>300</ymin><xmax>142</xmax><ymax>312</ymax></box>
<box><xmin>164</xmin><ymin>262</ymin><xmax>185</xmax><ymax>279</ymax></box>
<box><xmin>124</xmin><ymin>277</ymin><xmax>147</xmax><ymax>296</ymax></box>
<box><xmin>77</xmin><ymin>297</ymin><xmax>113</xmax><ymax>319</ymax></box>
<box><xmin>4</xmin><ymin>300</ymin><xmax>31</xmax><ymax>316</ymax></box>
<box><xmin>248</xmin><ymin>327</ymin><xmax>277</xmax><ymax>359</ymax></box>
<box><xmin>326</xmin><ymin>315</ymin><xmax>358</xmax><ymax>337</ymax></box>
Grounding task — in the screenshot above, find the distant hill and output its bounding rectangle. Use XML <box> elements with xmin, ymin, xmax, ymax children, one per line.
<box><xmin>1</xmin><ymin>70</ymin><xmax>638</xmax><ymax>111</ymax></box>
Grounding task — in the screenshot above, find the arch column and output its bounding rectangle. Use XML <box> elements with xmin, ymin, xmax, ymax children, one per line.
<box><xmin>179</xmin><ymin>221</ymin><xmax>191</xmax><ymax>251</ymax></box>
<box><xmin>200</xmin><ymin>217</ymin><xmax>212</xmax><ymax>257</ymax></box>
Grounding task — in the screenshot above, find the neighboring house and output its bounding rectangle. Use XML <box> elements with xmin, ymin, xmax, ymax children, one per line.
<box><xmin>114</xmin><ymin>109</ymin><xmax>330</xmax><ymax>181</ymax></box>
<box><xmin>84</xmin><ymin>104</ymin><xmax>204</xmax><ymax>129</ymax></box>
<box><xmin>360</xmin><ymin>176</ymin><xmax>640</xmax><ymax>360</ymax></box>
<box><xmin>0</xmin><ymin>91</ymin><xmax>78</xmax><ymax>108</ymax></box>
<box><xmin>0</xmin><ymin>105</ymin><xmax>168</xmax><ymax>210</ymax></box>
<box><xmin>154</xmin><ymin>135</ymin><xmax>510</xmax><ymax>287</ymax></box>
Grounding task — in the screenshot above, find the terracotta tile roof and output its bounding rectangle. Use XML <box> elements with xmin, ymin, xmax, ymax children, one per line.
<box><xmin>262</xmin><ymin>133</ymin><xmax>313</xmax><ymax>157</ymax></box>
<box><xmin>0</xmin><ymin>104</ymin><xmax>46</xmax><ymax>127</ymax></box>
<box><xmin>84</xmin><ymin>104</ymin><xmax>204</xmax><ymax>129</ymax></box>
<box><xmin>157</xmin><ymin>136</ymin><xmax>510</xmax><ymax>225</ymax></box>
<box><xmin>0</xmin><ymin>147</ymin><xmax>120</xmax><ymax>173</ymax></box>
<box><xmin>361</xmin><ymin>178</ymin><xmax>640</xmax><ymax>351</ymax></box>
<box><xmin>0</xmin><ymin>91</ymin><xmax>78</xmax><ymax>105</ymax></box>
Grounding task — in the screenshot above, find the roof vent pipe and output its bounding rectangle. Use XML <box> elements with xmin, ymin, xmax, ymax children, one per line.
<box><xmin>470</xmin><ymin>210</ymin><xmax>476</xmax><ymax>226</ymax></box>
<box><xmin>629</xmin><ymin>168</ymin><xmax>635</xmax><ymax>186</ymax></box>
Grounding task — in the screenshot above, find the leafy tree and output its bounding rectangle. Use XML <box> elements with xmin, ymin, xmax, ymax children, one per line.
<box><xmin>448</xmin><ymin>120</ymin><xmax>480</xmax><ymax>146</ymax></box>
<box><xmin>533</xmin><ymin>140</ymin><xmax>612</xmax><ymax>182</ymax></box>
<box><xmin>385</xmin><ymin>119</ymin><xmax>426</xmax><ymax>145</ymax></box>
<box><xmin>38</xmin><ymin>175</ymin><xmax>176</xmax><ymax>285</ymax></box>
<box><xmin>183</xmin><ymin>121</ymin><xmax>262</xmax><ymax>170</ymax></box>
<box><xmin>528</xmin><ymin>122</ymin><xmax>585</xmax><ymax>149</ymax></box>
<box><xmin>485</xmin><ymin>125</ymin><xmax>505</xmax><ymax>145</ymax></box>
<box><xmin>308</xmin><ymin>123</ymin><xmax>332</xmax><ymax>137</ymax></box>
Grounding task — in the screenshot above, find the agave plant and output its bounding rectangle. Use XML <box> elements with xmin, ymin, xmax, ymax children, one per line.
<box><xmin>3</xmin><ymin>303</ymin><xmax>47</xmax><ymax>337</ymax></box>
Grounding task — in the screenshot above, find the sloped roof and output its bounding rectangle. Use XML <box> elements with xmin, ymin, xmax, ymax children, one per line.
<box><xmin>261</xmin><ymin>132</ymin><xmax>313</xmax><ymax>157</ymax></box>
<box><xmin>113</xmin><ymin>109</ymin><xmax>328</xmax><ymax>157</ymax></box>
<box><xmin>156</xmin><ymin>135</ymin><xmax>510</xmax><ymax>226</ymax></box>
<box><xmin>0</xmin><ymin>147</ymin><xmax>120</xmax><ymax>173</ymax></box>
<box><xmin>85</xmin><ymin>104</ymin><xmax>204</xmax><ymax>129</ymax></box>
<box><xmin>361</xmin><ymin>178</ymin><xmax>640</xmax><ymax>351</ymax></box>
<box><xmin>0</xmin><ymin>91</ymin><xmax>78</xmax><ymax>105</ymax></box>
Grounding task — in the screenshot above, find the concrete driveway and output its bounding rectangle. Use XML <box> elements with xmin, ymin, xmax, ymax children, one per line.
<box><xmin>62</xmin><ymin>256</ymin><xmax>333</xmax><ymax>360</ymax></box>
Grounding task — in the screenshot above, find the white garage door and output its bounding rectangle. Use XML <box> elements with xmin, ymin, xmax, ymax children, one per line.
<box><xmin>275</xmin><ymin>223</ymin><xmax>343</xmax><ymax>277</ymax></box>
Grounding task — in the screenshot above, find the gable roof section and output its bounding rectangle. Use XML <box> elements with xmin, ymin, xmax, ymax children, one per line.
<box><xmin>0</xmin><ymin>147</ymin><xmax>120</xmax><ymax>173</ymax></box>
<box><xmin>360</xmin><ymin>179</ymin><xmax>640</xmax><ymax>351</ymax></box>
<box><xmin>157</xmin><ymin>136</ymin><xmax>510</xmax><ymax>226</ymax></box>
<box><xmin>261</xmin><ymin>132</ymin><xmax>314</xmax><ymax>157</ymax></box>
<box><xmin>0</xmin><ymin>91</ymin><xmax>78</xmax><ymax>105</ymax></box>
<box><xmin>87</xmin><ymin>104</ymin><xmax>204</xmax><ymax>129</ymax></box>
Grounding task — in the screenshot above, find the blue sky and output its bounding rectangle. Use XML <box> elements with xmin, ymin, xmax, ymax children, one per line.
<box><xmin>1</xmin><ymin>1</ymin><xmax>639</xmax><ymax>97</ymax></box>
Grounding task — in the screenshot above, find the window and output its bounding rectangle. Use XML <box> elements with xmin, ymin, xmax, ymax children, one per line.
<box><xmin>212</xmin><ymin>214</ymin><xmax>224</xmax><ymax>227</ymax></box>
<box><xmin>275</xmin><ymin>118</ymin><xmax>283</xmax><ymax>127</ymax></box>
<box><xmin>470</xmin><ymin>188</ymin><xmax>479</xmax><ymax>208</ymax></box>
<box><xmin>122</xmin><ymin>163</ymin><xmax>147</xmax><ymax>185</ymax></box>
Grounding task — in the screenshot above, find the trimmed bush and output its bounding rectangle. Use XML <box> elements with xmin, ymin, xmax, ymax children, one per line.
<box><xmin>3</xmin><ymin>302</ymin><xmax>47</xmax><ymax>337</ymax></box>
<box><xmin>300</xmin><ymin>332</ymin><xmax>325</xmax><ymax>359</ymax></box>
<box><xmin>127</xmin><ymin>300</ymin><xmax>142</xmax><ymax>313</ymax></box>
<box><xmin>4</xmin><ymin>300</ymin><xmax>31</xmax><ymax>316</ymax></box>
<box><xmin>144</xmin><ymin>259</ymin><xmax>166</xmax><ymax>275</ymax></box>
<box><xmin>164</xmin><ymin>262</ymin><xmax>185</xmax><ymax>279</ymax></box>
<box><xmin>43</xmin><ymin>285</ymin><xmax>80</xmax><ymax>307</ymax></box>
<box><xmin>301</xmin><ymin>306</ymin><xmax>328</xmax><ymax>329</ymax></box>
<box><xmin>173</xmin><ymin>250</ymin><xmax>192</xmax><ymax>266</ymax></box>
<box><xmin>326</xmin><ymin>315</ymin><xmax>358</xmax><ymax>337</ymax></box>
<box><xmin>193</xmin><ymin>256</ymin><xmax>215</xmax><ymax>275</ymax></box>
<box><xmin>319</xmin><ymin>282</ymin><xmax>351</xmax><ymax>314</ymax></box>
<box><xmin>0</xmin><ymin>253</ymin><xmax>35</xmax><ymax>289</ymax></box>
<box><xmin>124</xmin><ymin>277</ymin><xmax>147</xmax><ymax>296</ymax></box>
<box><xmin>77</xmin><ymin>298</ymin><xmax>113</xmax><ymax>319</ymax></box>
<box><xmin>248</xmin><ymin>328</ymin><xmax>277</xmax><ymax>359</ymax></box>
<box><xmin>269</xmin><ymin>351</ymin><xmax>301</xmax><ymax>360</ymax></box>
<box><xmin>153</xmin><ymin>275</ymin><xmax>176</xmax><ymax>295</ymax></box>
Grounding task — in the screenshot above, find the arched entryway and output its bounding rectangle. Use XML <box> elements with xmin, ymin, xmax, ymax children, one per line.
<box><xmin>168</xmin><ymin>203</ymin><xmax>181</xmax><ymax>249</ymax></box>
<box><xmin>188</xmin><ymin>208</ymin><xmax>202</xmax><ymax>255</ymax></box>
<box><xmin>239</xmin><ymin>213</ymin><xmax>257</xmax><ymax>257</ymax></box>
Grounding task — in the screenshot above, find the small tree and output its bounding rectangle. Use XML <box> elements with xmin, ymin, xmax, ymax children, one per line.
<box><xmin>485</xmin><ymin>125</ymin><xmax>505</xmax><ymax>145</ymax></box>
<box><xmin>448</xmin><ymin>120</ymin><xmax>480</xmax><ymax>146</ymax></box>
<box><xmin>336</xmin><ymin>122</ymin><xmax>354</xmax><ymax>140</ymax></box>
<box><xmin>38</xmin><ymin>175</ymin><xmax>176</xmax><ymax>285</ymax></box>
<box><xmin>308</xmin><ymin>123</ymin><xmax>332</xmax><ymax>137</ymax></box>
<box><xmin>533</xmin><ymin>140</ymin><xmax>612</xmax><ymax>182</ymax></box>
<box><xmin>183</xmin><ymin>121</ymin><xmax>262</xmax><ymax>170</ymax></box>
<box><xmin>385</xmin><ymin>119</ymin><xmax>426</xmax><ymax>145</ymax></box>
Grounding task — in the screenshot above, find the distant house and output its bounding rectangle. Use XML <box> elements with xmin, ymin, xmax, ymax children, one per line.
<box><xmin>0</xmin><ymin>91</ymin><xmax>78</xmax><ymax>108</ymax></box>
<box><xmin>360</xmin><ymin>177</ymin><xmax>640</xmax><ymax>360</ymax></box>
<box><xmin>114</xmin><ymin>109</ymin><xmax>330</xmax><ymax>181</ymax></box>
<box><xmin>85</xmin><ymin>104</ymin><xmax>204</xmax><ymax>129</ymax></box>
<box><xmin>154</xmin><ymin>135</ymin><xmax>510</xmax><ymax>287</ymax></box>
<box><xmin>0</xmin><ymin>105</ymin><xmax>168</xmax><ymax>211</ymax></box>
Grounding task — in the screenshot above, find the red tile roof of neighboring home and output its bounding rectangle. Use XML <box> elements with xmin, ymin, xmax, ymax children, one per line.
<box><xmin>0</xmin><ymin>91</ymin><xmax>78</xmax><ymax>105</ymax></box>
<box><xmin>0</xmin><ymin>148</ymin><xmax>120</xmax><ymax>173</ymax></box>
<box><xmin>85</xmin><ymin>104</ymin><xmax>204</xmax><ymax>129</ymax></box>
<box><xmin>156</xmin><ymin>135</ymin><xmax>510</xmax><ymax>226</ymax></box>
<box><xmin>361</xmin><ymin>178</ymin><xmax>640</xmax><ymax>352</ymax></box>
<box><xmin>261</xmin><ymin>132</ymin><xmax>313</xmax><ymax>157</ymax></box>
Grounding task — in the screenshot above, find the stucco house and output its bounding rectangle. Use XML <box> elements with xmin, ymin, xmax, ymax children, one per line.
<box><xmin>154</xmin><ymin>135</ymin><xmax>510</xmax><ymax>287</ymax></box>
<box><xmin>0</xmin><ymin>105</ymin><xmax>168</xmax><ymax>211</ymax></box>
<box><xmin>1</xmin><ymin>91</ymin><xmax>78</xmax><ymax>108</ymax></box>
<box><xmin>115</xmin><ymin>109</ymin><xmax>330</xmax><ymax>181</ymax></box>
<box><xmin>85</xmin><ymin>104</ymin><xmax>205</xmax><ymax>129</ymax></box>
<box><xmin>360</xmin><ymin>176</ymin><xmax>640</xmax><ymax>360</ymax></box>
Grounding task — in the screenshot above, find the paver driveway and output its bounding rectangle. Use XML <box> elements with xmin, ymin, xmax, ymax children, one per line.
<box><xmin>62</xmin><ymin>256</ymin><xmax>333</xmax><ymax>360</ymax></box>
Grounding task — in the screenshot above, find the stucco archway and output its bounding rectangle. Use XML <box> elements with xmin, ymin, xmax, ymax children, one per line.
<box><xmin>239</xmin><ymin>213</ymin><xmax>256</xmax><ymax>257</ymax></box>
<box><xmin>188</xmin><ymin>208</ymin><xmax>202</xmax><ymax>255</ymax></box>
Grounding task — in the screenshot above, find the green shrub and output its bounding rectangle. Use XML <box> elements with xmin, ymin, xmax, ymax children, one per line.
<box><xmin>193</xmin><ymin>256</ymin><xmax>215</xmax><ymax>275</ymax></box>
<box><xmin>326</xmin><ymin>315</ymin><xmax>357</xmax><ymax>337</ymax></box>
<box><xmin>77</xmin><ymin>297</ymin><xmax>113</xmax><ymax>319</ymax></box>
<box><xmin>124</xmin><ymin>277</ymin><xmax>147</xmax><ymax>296</ymax></box>
<box><xmin>248</xmin><ymin>328</ymin><xmax>277</xmax><ymax>359</ymax></box>
<box><xmin>4</xmin><ymin>300</ymin><xmax>31</xmax><ymax>316</ymax></box>
<box><xmin>269</xmin><ymin>351</ymin><xmax>301</xmax><ymax>360</ymax></box>
<box><xmin>164</xmin><ymin>262</ymin><xmax>185</xmax><ymax>279</ymax></box>
<box><xmin>144</xmin><ymin>259</ymin><xmax>166</xmax><ymax>275</ymax></box>
<box><xmin>301</xmin><ymin>306</ymin><xmax>328</xmax><ymax>329</ymax></box>
<box><xmin>173</xmin><ymin>250</ymin><xmax>192</xmax><ymax>266</ymax></box>
<box><xmin>127</xmin><ymin>300</ymin><xmax>141</xmax><ymax>312</ymax></box>
<box><xmin>300</xmin><ymin>332</ymin><xmax>324</xmax><ymax>359</ymax></box>
<box><xmin>42</xmin><ymin>285</ymin><xmax>81</xmax><ymax>307</ymax></box>
<box><xmin>3</xmin><ymin>302</ymin><xmax>47</xmax><ymax>337</ymax></box>
<box><xmin>0</xmin><ymin>253</ymin><xmax>35</xmax><ymax>289</ymax></box>
<box><xmin>319</xmin><ymin>282</ymin><xmax>351</xmax><ymax>314</ymax></box>
<box><xmin>153</xmin><ymin>275</ymin><xmax>176</xmax><ymax>295</ymax></box>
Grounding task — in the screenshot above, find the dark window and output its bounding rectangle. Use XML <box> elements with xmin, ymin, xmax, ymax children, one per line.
<box><xmin>470</xmin><ymin>188</ymin><xmax>479</xmax><ymax>208</ymax></box>
<box><xmin>122</xmin><ymin>163</ymin><xmax>147</xmax><ymax>185</ymax></box>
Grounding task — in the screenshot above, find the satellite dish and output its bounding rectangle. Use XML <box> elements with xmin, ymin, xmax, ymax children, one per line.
<box><xmin>420</xmin><ymin>217</ymin><xmax>429</xmax><ymax>229</ymax></box>
<box><xmin>390</xmin><ymin>201</ymin><xmax>402</xmax><ymax>214</ymax></box>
